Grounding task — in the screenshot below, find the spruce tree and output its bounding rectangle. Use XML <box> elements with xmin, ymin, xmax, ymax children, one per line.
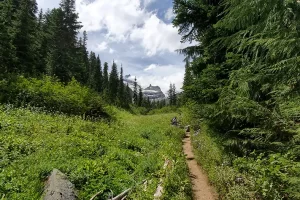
<box><xmin>168</xmin><ymin>83</ymin><xmax>173</xmax><ymax>105</ymax></box>
<box><xmin>172</xmin><ymin>84</ymin><xmax>177</xmax><ymax>106</ymax></box>
<box><xmin>95</xmin><ymin>55</ymin><xmax>102</xmax><ymax>93</ymax></box>
<box><xmin>13</xmin><ymin>0</ymin><xmax>38</xmax><ymax>74</ymax></box>
<box><xmin>118</xmin><ymin>67</ymin><xmax>125</xmax><ymax>106</ymax></box>
<box><xmin>103</xmin><ymin>62</ymin><xmax>109</xmax><ymax>91</ymax></box>
<box><xmin>133</xmin><ymin>77</ymin><xmax>138</xmax><ymax>105</ymax></box>
<box><xmin>125</xmin><ymin>83</ymin><xmax>132</xmax><ymax>106</ymax></box>
<box><xmin>108</xmin><ymin>62</ymin><xmax>119</xmax><ymax>103</ymax></box>
<box><xmin>0</xmin><ymin>0</ymin><xmax>16</xmax><ymax>74</ymax></box>
<box><xmin>87</xmin><ymin>51</ymin><xmax>97</xmax><ymax>89</ymax></box>
<box><xmin>138</xmin><ymin>86</ymin><xmax>143</xmax><ymax>107</ymax></box>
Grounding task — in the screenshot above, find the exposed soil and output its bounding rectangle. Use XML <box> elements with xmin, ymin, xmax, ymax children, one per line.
<box><xmin>183</xmin><ymin>132</ymin><xmax>217</xmax><ymax>200</ymax></box>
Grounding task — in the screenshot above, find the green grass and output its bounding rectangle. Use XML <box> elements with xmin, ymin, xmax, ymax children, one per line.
<box><xmin>0</xmin><ymin>105</ymin><xmax>192</xmax><ymax>199</ymax></box>
<box><xmin>190</xmin><ymin>123</ymin><xmax>256</xmax><ymax>200</ymax></box>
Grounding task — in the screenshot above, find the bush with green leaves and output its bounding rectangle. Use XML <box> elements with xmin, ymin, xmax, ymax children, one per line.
<box><xmin>0</xmin><ymin>75</ymin><xmax>108</xmax><ymax>119</ymax></box>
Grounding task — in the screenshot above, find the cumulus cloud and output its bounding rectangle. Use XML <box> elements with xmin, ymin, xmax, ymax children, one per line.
<box><xmin>143</xmin><ymin>0</ymin><xmax>156</xmax><ymax>7</ymax></box>
<box><xmin>165</xmin><ymin>7</ymin><xmax>175</xmax><ymax>21</ymax></box>
<box><xmin>130</xmin><ymin>15</ymin><xmax>186</xmax><ymax>56</ymax></box>
<box><xmin>109</xmin><ymin>48</ymin><xmax>115</xmax><ymax>54</ymax></box>
<box><xmin>144</xmin><ymin>64</ymin><xmax>158</xmax><ymax>71</ymax></box>
<box><xmin>137</xmin><ymin>64</ymin><xmax>184</xmax><ymax>94</ymax></box>
<box><xmin>76</xmin><ymin>0</ymin><xmax>188</xmax><ymax>56</ymax></box>
<box><xmin>76</xmin><ymin>0</ymin><xmax>148</xmax><ymax>41</ymax></box>
<box><xmin>96</xmin><ymin>41</ymin><xmax>108</xmax><ymax>51</ymax></box>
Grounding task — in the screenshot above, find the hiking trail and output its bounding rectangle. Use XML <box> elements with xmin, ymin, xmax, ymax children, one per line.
<box><xmin>183</xmin><ymin>132</ymin><xmax>217</xmax><ymax>200</ymax></box>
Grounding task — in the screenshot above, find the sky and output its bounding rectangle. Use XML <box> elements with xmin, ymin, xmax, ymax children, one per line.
<box><xmin>37</xmin><ymin>0</ymin><xmax>191</xmax><ymax>94</ymax></box>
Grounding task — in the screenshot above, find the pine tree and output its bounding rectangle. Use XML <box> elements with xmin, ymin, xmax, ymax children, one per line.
<box><xmin>138</xmin><ymin>86</ymin><xmax>143</xmax><ymax>107</ymax></box>
<box><xmin>13</xmin><ymin>0</ymin><xmax>38</xmax><ymax>74</ymax></box>
<box><xmin>108</xmin><ymin>61</ymin><xmax>119</xmax><ymax>104</ymax></box>
<box><xmin>0</xmin><ymin>0</ymin><xmax>16</xmax><ymax>74</ymax></box>
<box><xmin>88</xmin><ymin>51</ymin><xmax>96</xmax><ymax>88</ymax></box>
<box><xmin>45</xmin><ymin>8</ymin><xmax>68</xmax><ymax>80</ymax></box>
<box><xmin>95</xmin><ymin>55</ymin><xmax>102</xmax><ymax>93</ymax></box>
<box><xmin>125</xmin><ymin>83</ymin><xmax>132</xmax><ymax>106</ymax></box>
<box><xmin>172</xmin><ymin>84</ymin><xmax>177</xmax><ymax>106</ymax></box>
<box><xmin>168</xmin><ymin>83</ymin><xmax>173</xmax><ymax>105</ymax></box>
<box><xmin>118</xmin><ymin>67</ymin><xmax>125</xmax><ymax>106</ymax></box>
<box><xmin>133</xmin><ymin>77</ymin><xmax>138</xmax><ymax>105</ymax></box>
<box><xmin>102</xmin><ymin>62</ymin><xmax>109</xmax><ymax>91</ymax></box>
<box><xmin>183</xmin><ymin>60</ymin><xmax>192</xmax><ymax>91</ymax></box>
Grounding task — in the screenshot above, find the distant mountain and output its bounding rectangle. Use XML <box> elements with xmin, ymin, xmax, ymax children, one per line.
<box><xmin>143</xmin><ymin>84</ymin><xmax>165</xmax><ymax>100</ymax></box>
<box><xmin>124</xmin><ymin>75</ymin><xmax>166</xmax><ymax>100</ymax></box>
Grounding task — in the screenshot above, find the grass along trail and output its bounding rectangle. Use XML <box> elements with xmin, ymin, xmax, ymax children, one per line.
<box><xmin>183</xmin><ymin>132</ymin><xmax>217</xmax><ymax>200</ymax></box>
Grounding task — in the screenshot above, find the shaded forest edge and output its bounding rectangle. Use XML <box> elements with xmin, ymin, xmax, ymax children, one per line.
<box><xmin>0</xmin><ymin>0</ymin><xmax>173</xmax><ymax>116</ymax></box>
<box><xmin>175</xmin><ymin>0</ymin><xmax>300</xmax><ymax>199</ymax></box>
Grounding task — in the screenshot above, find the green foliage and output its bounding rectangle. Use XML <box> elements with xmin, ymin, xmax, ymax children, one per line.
<box><xmin>175</xmin><ymin>0</ymin><xmax>300</xmax><ymax>198</ymax></box>
<box><xmin>189</xmin><ymin>122</ymin><xmax>256</xmax><ymax>200</ymax></box>
<box><xmin>234</xmin><ymin>153</ymin><xmax>300</xmax><ymax>200</ymax></box>
<box><xmin>148</xmin><ymin>106</ymin><xmax>179</xmax><ymax>115</ymax></box>
<box><xmin>0</xmin><ymin>106</ymin><xmax>191</xmax><ymax>199</ymax></box>
<box><xmin>0</xmin><ymin>75</ymin><xmax>107</xmax><ymax>118</ymax></box>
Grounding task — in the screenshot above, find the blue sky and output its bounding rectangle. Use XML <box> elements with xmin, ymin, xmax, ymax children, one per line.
<box><xmin>37</xmin><ymin>0</ymin><xmax>190</xmax><ymax>93</ymax></box>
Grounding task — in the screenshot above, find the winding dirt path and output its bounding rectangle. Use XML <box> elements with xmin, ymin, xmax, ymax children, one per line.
<box><xmin>183</xmin><ymin>132</ymin><xmax>217</xmax><ymax>200</ymax></box>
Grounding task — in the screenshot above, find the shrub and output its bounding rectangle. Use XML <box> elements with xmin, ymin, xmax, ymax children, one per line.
<box><xmin>0</xmin><ymin>75</ymin><xmax>109</xmax><ymax>119</ymax></box>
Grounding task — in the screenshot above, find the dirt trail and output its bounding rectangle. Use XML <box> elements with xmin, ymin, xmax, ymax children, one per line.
<box><xmin>183</xmin><ymin>132</ymin><xmax>217</xmax><ymax>200</ymax></box>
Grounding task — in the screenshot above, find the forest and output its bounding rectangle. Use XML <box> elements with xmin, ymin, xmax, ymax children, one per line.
<box><xmin>1</xmin><ymin>0</ymin><xmax>300</xmax><ymax>199</ymax></box>
<box><xmin>176</xmin><ymin>0</ymin><xmax>300</xmax><ymax>199</ymax></box>
<box><xmin>0</xmin><ymin>0</ymin><xmax>170</xmax><ymax>114</ymax></box>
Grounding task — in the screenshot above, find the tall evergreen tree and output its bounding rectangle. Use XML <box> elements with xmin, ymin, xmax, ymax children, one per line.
<box><xmin>88</xmin><ymin>51</ymin><xmax>97</xmax><ymax>89</ymax></box>
<box><xmin>125</xmin><ymin>83</ymin><xmax>132</xmax><ymax>106</ymax></box>
<box><xmin>168</xmin><ymin>83</ymin><xmax>173</xmax><ymax>105</ymax></box>
<box><xmin>95</xmin><ymin>55</ymin><xmax>102</xmax><ymax>92</ymax></box>
<box><xmin>133</xmin><ymin>77</ymin><xmax>138</xmax><ymax>105</ymax></box>
<box><xmin>172</xmin><ymin>84</ymin><xmax>177</xmax><ymax>106</ymax></box>
<box><xmin>13</xmin><ymin>0</ymin><xmax>38</xmax><ymax>74</ymax></box>
<box><xmin>118</xmin><ymin>67</ymin><xmax>125</xmax><ymax>106</ymax></box>
<box><xmin>0</xmin><ymin>0</ymin><xmax>16</xmax><ymax>74</ymax></box>
<box><xmin>138</xmin><ymin>86</ymin><xmax>143</xmax><ymax>107</ymax></box>
<box><xmin>102</xmin><ymin>62</ymin><xmax>109</xmax><ymax>91</ymax></box>
<box><xmin>108</xmin><ymin>62</ymin><xmax>119</xmax><ymax>103</ymax></box>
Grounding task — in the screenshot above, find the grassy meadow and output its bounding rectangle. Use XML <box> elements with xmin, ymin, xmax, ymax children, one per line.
<box><xmin>0</xmin><ymin>105</ymin><xmax>191</xmax><ymax>199</ymax></box>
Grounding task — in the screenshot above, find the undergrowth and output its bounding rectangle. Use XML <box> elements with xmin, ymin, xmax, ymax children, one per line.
<box><xmin>0</xmin><ymin>105</ymin><xmax>191</xmax><ymax>199</ymax></box>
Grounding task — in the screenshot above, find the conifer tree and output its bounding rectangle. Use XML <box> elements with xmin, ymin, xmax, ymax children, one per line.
<box><xmin>172</xmin><ymin>84</ymin><xmax>177</xmax><ymax>106</ymax></box>
<box><xmin>182</xmin><ymin>60</ymin><xmax>192</xmax><ymax>100</ymax></box>
<box><xmin>95</xmin><ymin>55</ymin><xmax>102</xmax><ymax>93</ymax></box>
<box><xmin>138</xmin><ymin>86</ymin><xmax>143</xmax><ymax>107</ymax></box>
<box><xmin>102</xmin><ymin>62</ymin><xmax>109</xmax><ymax>90</ymax></box>
<box><xmin>118</xmin><ymin>67</ymin><xmax>125</xmax><ymax>106</ymax></box>
<box><xmin>13</xmin><ymin>0</ymin><xmax>38</xmax><ymax>74</ymax></box>
<box><xmin>125</xmin><ymin>83</ymin><xmax>132</xmax><ymax>106</ymax></box>
<box><xmin>133</xmin><ymin>77</ymin><xmax>138</xmax><ymax>105</ymax></box>
<box><xmin>88</xmin><ymin>51</ymin><xmax>97</xmax><ymax>89</ymax></box>
<box><xmin>168</xmin><ymin>83</ymin><xmax>173</xmax><ymax>105</ymax></box>
<box><xmin>108</xmin><ymin>62</ymin><xmax>119</xmax><ymax>103</ymax></box>
<box><xmin>0</xmin><ymin>0</ymin><xmax>16</xmax><ymax>74</ymax></box>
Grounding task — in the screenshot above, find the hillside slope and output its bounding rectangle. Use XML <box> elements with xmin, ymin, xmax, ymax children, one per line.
<box><xmin>0</xmin><ymin>106</ymin><xmax>191</xmax><ymax>199</ymax></box>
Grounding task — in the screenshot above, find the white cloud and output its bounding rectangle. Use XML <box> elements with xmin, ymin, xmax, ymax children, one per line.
<box><xmin>165</xmin><ymin>8</ymin><xmax>175</xmax><ymax>21</ymax></box>
<box><xmin>137</xmin><ymin>64</ymin><xmax>184</xmax><ymax>94</ymax></box>
<box><xmin>144</xmin><ymin>64</ymin><xmax>158</xmax><ymax>71</ymax></box>
<box><xmin>76</xmin><ymin>0</ymin><xmax>189</xmax><ymax>56</ymax></box>
<box><xmin>109</xmin><ymin>48</ymin><xmax>115</xmax><ymax>54</ymax></box>
<box><xmin>130</xmin><ymin>14</ymin><xmax>186</xmax><ymax>56</ymax></box>
<box><xmin>96</xmin><ymin>41</ymin><xmax>108</xmax><ymax>51</ymax></box>
<box><xmin>76</xmin><ymin>0</ymin><xmax>148</xmax><ymax>41</ymax></box>
<box><xmin>143</xmin><ymin>0</ymin><xmax>156</xmax><ymax>7</ymax></box>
